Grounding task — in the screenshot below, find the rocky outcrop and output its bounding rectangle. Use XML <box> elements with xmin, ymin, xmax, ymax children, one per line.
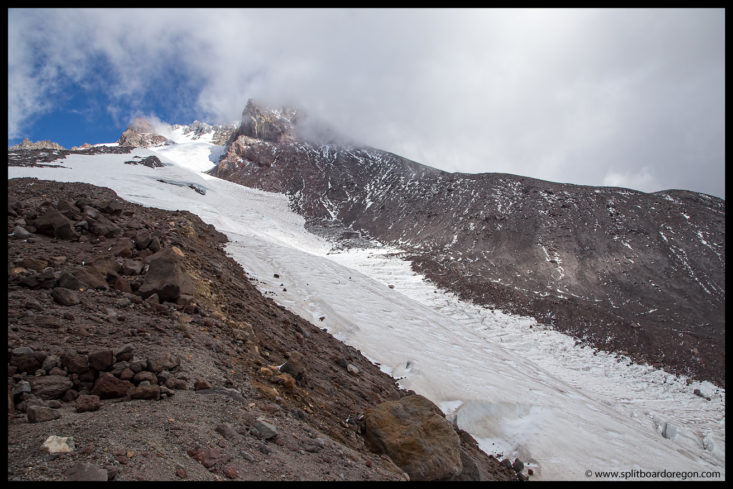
<box><xmin>9</xmin><ymin>138</ymin><xmax>65</xmax><ymax>151</ymax></box>
<box><xmin>117</xmin><ymin>118</ymin><xmax>172</xmax><ymax>148</ymax></box>
<box><xmin>364</xmin><ymin>394</ymin><xmax>463</xmax><ymax>481</ymax></box>
<box><xmin>236</xmin><ymin>99</ymin><xmax>298</xmax><ymax>144</ymax></box>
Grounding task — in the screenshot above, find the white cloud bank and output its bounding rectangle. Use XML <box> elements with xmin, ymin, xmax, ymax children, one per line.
<box><xmin>8</xmin><ymin>8</ymin><xmax>725</xmax><ymax>198</ymax></box>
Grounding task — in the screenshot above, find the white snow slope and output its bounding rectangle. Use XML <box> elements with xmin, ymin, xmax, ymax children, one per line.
<box><xmin>9</xmin><ymin>128</ymin><xmax>725</xmax><ymax>481</ymax></box>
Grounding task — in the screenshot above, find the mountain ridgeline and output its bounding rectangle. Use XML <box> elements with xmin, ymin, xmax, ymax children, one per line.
<box><xmin>211</xmin><ymin>101</ymin><xmax>726</xmax><ymax>387</ymax></box>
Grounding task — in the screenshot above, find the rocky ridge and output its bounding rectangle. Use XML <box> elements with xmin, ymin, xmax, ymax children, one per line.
<box><xmin>7</xmin><ymin>175</ymin><xmax>520</xmax><ymax>481</ymax></box>
<box><xmin>117</xmin><ymin>118</ymin><xmax>173</xmax><ymax>148</ymax></box>
<box><xmin>211</xmin><ymin>100</ymin><xmax>725</xmax><ymax>387</ymax></box>
<box><xmin>9</xmin><ymin>138</ymin><xmax>66</xmax><ymax>151</ymax></box>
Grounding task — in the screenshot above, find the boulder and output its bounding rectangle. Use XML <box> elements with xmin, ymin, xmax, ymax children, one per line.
<box><xmin>27</xmin><ymin>405</ymin><xmax>62</xmax><ymax>423</ymax></box>
<box><xmin>138</xmin><ymin>248</ymin><xmax>194</xmax><ymax>302</ymax></box>
<box><xmin>88</xmin><ymin>215</ymin><xmax>122</xmax><ymax>238</ymax></box>
<box><xmin>73</xmin><ymin>268</ymin><xmax>108</xmax><ymax>290</ymax></box>
<box><xmin>28</xmin><ymin>375</ymin><xmax>73</xmax><ymax>400</ymax></box>
<box><xmin>76</xmin><ymin>394</ymin><xmax>101</xmax><ymax>412</ymax></box>
<box><xmin>134</xmin><ymin>229</ymin><xmax>152</xmax><ymax>250</ymax></box>
<box><xmin>56</xmin><ymin>200</ymin><xmax>82</xmax><ymax>220</ymax></box>
<box><xmin>109</xmin><ymin>238</ymin><xmax>135</xmax><ymax>257</ymax></box>
<box><xmin>61</xmin><ymin>352</ymin><xmax>89</xmax><ymax>374</ymax></box>
<box><xmin>364</xmin><ymin>394</ymin><xmax>462</xmax><ymax>481</ymax></box>
<box><xmin>51</xmin><ymin>287</ymin><xmax>80</xmax><ymax>306</ymax></box>
<box><xmin>91</xmin><ymin>373</ymin><xmax>134</xmax><ymax>399</ymax></box>
<box><xmin>57</xmin><ymin>272</ymin><xmax>84</xmax><ymax>291</ymax></box>
<box><xmin>88</xmin><ymin>256</ymin><xmax>121</xmax><ymax>282</ymax></box>
<box><xmin>33</xmin><ymin>208</ymin><xmax>79</xmax><ymax>240</ymax></box>
<box><xmin>21</xmin><ymin>257</ymin><xmax>48</xmax><ymax>271</ymax></box>
<box><xmin>11</xmin><ymin>351</ymin><xmax>47</xmax><ymax>373</ymax></box>
<box><xmin>133</xmin><ymin>371</ymin><xmax>158</xmax><ymax>385</ymax></box>
<box><xmin>88</xmin><ymin>350</ymin><xmax>114</xmax><ymax>371</ymax></box>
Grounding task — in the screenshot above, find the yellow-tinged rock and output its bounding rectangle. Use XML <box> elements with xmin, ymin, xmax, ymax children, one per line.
<box><xmin>42</xmin><ymin>435</ymin><xmax>75</xmax><ymax>453</ymax></box>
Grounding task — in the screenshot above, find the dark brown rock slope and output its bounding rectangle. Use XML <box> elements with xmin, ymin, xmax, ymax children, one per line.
<box><xmin>211</xmin><ymin>101</ymin><xmax>725</xmax><ymax>387</ymax></box>
<box><xmin>7</xmin><ymin>177</ymin><xmax>518</xmax><ymax>481</ymax></box>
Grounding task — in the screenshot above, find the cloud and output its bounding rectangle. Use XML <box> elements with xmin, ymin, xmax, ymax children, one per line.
<box><xmin>7</xmin><ymin>8</ymin><xmax>725</xmax><ymax>198</ymax></box>
<box><xmin>602</xmin><ymin>166</ymin><xmax>660</xmax><ymax>193</ymax></box>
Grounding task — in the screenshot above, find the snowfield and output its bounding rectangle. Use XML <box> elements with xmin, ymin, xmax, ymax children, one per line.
<box><xmin>8</xmin><ymin>129</ymin><xmax>725</xmax><ymax>481</ymax></box>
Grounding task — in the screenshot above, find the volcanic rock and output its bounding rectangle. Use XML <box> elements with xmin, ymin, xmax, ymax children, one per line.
<box><xmin>364</xmin><ymin>394</ymin><xmax>462</xmax><ymax>481</ymax></box>
<box><xmin>138</xmin><ymin>247</ymin><xmax>194</xmax><ymax>303</ymax></box>
<box><xmin>28</xmin><ymin>375</ymin><xmax>73</xmax><ymax>400</ymax></box>
<box><xmin>32</xmin><ymin>208</ymin><xmax>78</xmax><ymax>240</ymax></box>
<box><xmin>91</xmin><ymin>373</ymin><xmax>134</xmax><ymax>399</ymax></box>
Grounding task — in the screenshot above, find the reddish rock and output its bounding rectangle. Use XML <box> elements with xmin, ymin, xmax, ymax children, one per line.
<box><xmin>76</xmin><ymin>394</ymin><xmax>101</xmax><ymax>412</ymax></box>
<box><xmin>194</xmin><ymin>379</ymin><xmax>212</xmax><ymax>391</ymax></box>
<box><xmin>188</xmin><ymin>447</ymin><xmax>230</xmax><ymax>468</ymax></box>
<box><xmin>223</xmin><ymin>465</ymin><xmax>239</xmax><ymax>479</ymax></box>
<box><xmin>129</xmin><ymin>384</ymin><xmax>160</xmax><ymax>400</ymax></box>
<box><xmin>119</xmin><ymin>368</ymin><xmax>135</xmax><ymax>380</ymax></box>
<box><xmin>165</xmin><ymin>377</ymin><xmax>188</xmax><ymax>390</ymax></box>
<box><xmin>62</xmin><ymin>389</ymin><xmax>79</xmax><ymax>402</ymax></box>
<box><xmin>133</xmin><ymin>371</ymin><xmax>158</xmax><ymax>385</ymax></box>
<box><xmin>91</xmin><ymin>373</ymin><xmax>134</xmax><ymax>399</ymax></box>
<box><xmin>61</xmin><ymin>352</ymin><xmax>89</xmax><ymax>374</ymax></box>
<box><xmin>88</xmin><ymin>350</ymin><xmax>114</xmax><ymax>371</ymax></box>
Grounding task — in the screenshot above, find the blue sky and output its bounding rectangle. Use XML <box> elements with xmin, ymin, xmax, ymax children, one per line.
<box><xmin>9</xmin><ymin>51</ymin><xmax>205</xmax><ymax>148</ymax></box>
<box><xmin>8</xmin><ymin>8</ymin><xmax>725</xmax><ymax>198</ymax></box>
